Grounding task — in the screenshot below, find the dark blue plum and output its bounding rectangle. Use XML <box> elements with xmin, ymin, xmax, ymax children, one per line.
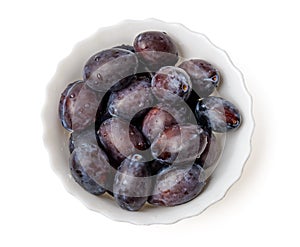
<box><xmin>142</xmin><ymin>106</ymin><xmax>178</xmax><ymax>143</ymax></box>
<box><xmin>83</xmin><ymin>48</ymin><xmax>138</xmax><ymax>92</ymax></box>
<box><xmin>151</xmin><ymin>66</ymin><xmax>192</xmax><ymax>104</ymax></box>
<box><xmin>69</xmin><ymin>126</ymin><xmax>99</xmax><ymax>153</ymax></box>
<box><xmin>97</xmin><ymin>117</ymin><xmax>149</xmax><ymax>168</ymax></box>
<box><xmin>70</xmin><ymin>144</ymin><xmax>111</xmax><ymax>195</ymax></box>
<box><xmin>148</xmin><ymin>164</ymin><xmax>206</xmax><ymax>206</ymax></box>
<box><xmin>113</xmin><ymin>154</ymin><xmax>152</xmax><ymax>211</ymax></box>
<box><xmin>59</xmin><ymin>81</ymin><xmax>100</xmax><ymax>132</ymax></box>
<box><xmin>133</xmin><ymin>31</ymin><xmax>179</xmax><ymax>71</ymax></box>
<box><xmin>108</xmin><ymin>73</ymin><xmax>154</xmax><ymax>121</ymax></box>
<box><xmin>151</xmin><ymin>124</ymin><xmax>208</xmax><ymax>165</ymax></box>
<box><xmin>179</xmin><ymin>59</ymin><xmax>220</xmax><ymax>97</ymax></box>
<box><xmin>196</xmin><ymin>96</ymin><xmax>241</xmax><ymax>132</ymax></box>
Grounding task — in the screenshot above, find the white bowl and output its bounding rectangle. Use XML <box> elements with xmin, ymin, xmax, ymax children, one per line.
<box><xmin>42</xmin><ymin>19</ymin><xmax>254</xmax><ymax>225</ymax></box>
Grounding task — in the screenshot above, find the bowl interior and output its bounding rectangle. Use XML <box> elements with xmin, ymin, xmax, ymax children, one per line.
<box><xmin>42</xmin><ymin>19</ymin><xmax>254</xmax><ymax>225</ymax></box>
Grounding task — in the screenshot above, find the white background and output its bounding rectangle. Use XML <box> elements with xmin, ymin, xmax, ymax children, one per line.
<box><xmin>0</xmin><ymin>0</ymin><xmax>299</xmax><ymax>246</ymax></box>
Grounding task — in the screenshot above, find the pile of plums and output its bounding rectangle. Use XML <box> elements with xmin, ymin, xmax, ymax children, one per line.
<box><xmin>58</xmin><ymin>31</ymin><xmax>242</xmax><ymax>211</ymax></box>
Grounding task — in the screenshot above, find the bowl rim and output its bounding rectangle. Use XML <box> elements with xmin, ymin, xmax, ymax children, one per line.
<box><xmin>42</xmin><ymin>18</ymin><xmax>255</xmax><ymax>225</ymax></box>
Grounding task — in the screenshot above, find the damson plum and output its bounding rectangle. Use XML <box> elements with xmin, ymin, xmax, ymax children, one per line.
<box><xmin>151</xmin><ymin>124</ymin><xmax>207</xmax><ymax>165</ymax></box>
<box><xmin>94</xmin><ymin>75</ymin><xmax>141</xmax><ymax>129</ymax></box>
<box><xmin>142</xmin><ymin>103</ymin><xmax>191</xmax><ymax>143</ymax></box>
<box><xmin>148</xmin><ymin>164</ymin><xmax>206</xmax><ymax>206</ymax></box>
<box><xmin>70</xmin><ymin>144</ymin><xmax>112</xmax><ymax>195</ymax></box>
<box><xmin>196</xmin><ymin>96</ymin><xmax>241</xmax><ymax>132</ymax></box>
<box><xmin>151</xmin><ymin>66</ymin><xmax>192</xmax><ymax>104</ymax></box>
<box><xmin>83</xmin><ymin>48</ymin><xmax>138</xmax><ymax>92</ymax></box>
<box><xmin>59</xmin><ymin>81</ymin><xmax>101</xmax><ymax>132</ymax></box>
<box><xmin>108</xmin><ymin>73</ymin><xmax>154</xmax><ymax>121</ymax></box>
<box><xmin>133</xmin><ymin>31</ymin><xmax>178</xmax><ymax>71</ymax></box>
<box><xmin>179</xmin><ymin>59</ymin><xmax>220</xmax><ymax>97</ymax></box>
<box><xmin>97</xmin><ymin>117</ymin><xmax>149</xmax><ymax>167</ymax></box>
<box><xmin>69</xmin><ymin>126</ymin><xmax>98</xmax><ymax>153</ymax></box>
<box><xmin>113</xmin><ymin>154</ymin><xmax>152</xmax><ymax>211</ymax></box>
<box><xmin>142</xmin><ymin>106</ymin><xmax>178</xmax><ymax>142</ymax></box>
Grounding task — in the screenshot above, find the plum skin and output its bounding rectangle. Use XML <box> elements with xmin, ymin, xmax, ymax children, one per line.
<box><xmin>151</xmin><ymin>124</ymin><xmax>208</xmax><ymax>165</ymax></box>
<box><xmin>69</xmin><ymin>144</ymin><xmax>112</xmax><ymax>195</ymax></box>
<box><xmin>97</xmin><ymin>117</ymin><xmax>149</xmax><ymax>168</ymax></box>
<box><xmin>179</xmin><ymin>59</ymin><xmax>220</xmax><ymax>97</ymax></box>
<box><xmin>108</xmin><ymin>73</ymin><xmax>154</xmax><ymax>121</ymax></box>
<box><xmin>83</xmin><ymin>48</ymin><xmax>138</xmax><ymax>92</ymax></box>
<box><xmin>113</xmin><ymin>154</ymin><xmax>152</xmax><ymax>211</ymax></box>
<box><xmin>148</xmin><ymin>164</ymin><xmax>206</xmax><ymax>206</ymax></box>
<box><xmin>133</xmin><ymin>31</ymin><xmax>179</xmax><ymax>71</ymax></box>
<box><xmin>151</xmin><ymin>66</ymin><xmax>192</xmax><ymax>104</ymax></box>
<box><xmin>142</xmin><ymin>106</ymin><xmax>178</xmax><ymax>143</ymax></box>
<box><xmin>196</xmin><ymin>96</ymin><xmax>242</xmax><ymax>133</ymax></box>
<box><xmin>59</xmin><ymin>81</ymin><xmax>100</xmax><ymax>132</ymax></box>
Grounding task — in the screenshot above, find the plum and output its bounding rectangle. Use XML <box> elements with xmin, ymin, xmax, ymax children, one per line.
<box><xmin>148</xmin><ymin>164</ymin><xmax>205</xmax><ymax>206</ymax></box>
<box><xmin>113</xmin><ymin>154</ymin><xmax>152</xmax><ymax>211</ymax></box>
<box><xmin>151</xmin><ymin>66</ymin><xmax>192</xmax><ymax>104</ymax></box>
<box><xmin>133</xmin><ymin>31</ymin><xmax>178</xmax><ymax>71</ymax></box>
<box><xmin>108</xmin><ymin>73</ymin><xmax>154</xmax><ymax>121</ymax></box>
<box><xmin>59</xmin><ymin>81</ymin><xmax>101</xmax><ymax>132</ymax></box>
<box><xmin>70</xmin><ymin>144</ymin><xmax>111</xmax><ymax>194</ymax></box>
<box><xmin>97</xmin><ymin>117</ymin><xmax>149</xmax><ymax>167</ymax></box>
<box><xmin>179</xmin><ymin>59</ymin><xmax>220</xmax><ymax>97</ymax></box>
<box><xmin>151</xmin><ymin>124</ymin><xmax>208</xmax><ymax>165</ymax></box>
<box><xmin>196</xmin><ymin>96</ymin><xmax>241</xmax><ymax>132</ymax></box>
<box><xmin>83</xmin><ymin>48</ymin><xmax>138</xmax><ymax>92</ymax></box>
